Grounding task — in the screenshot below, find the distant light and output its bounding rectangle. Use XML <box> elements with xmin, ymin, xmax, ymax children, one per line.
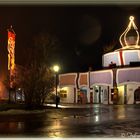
<box><xmin>17</xmin><ymin>96</ymin><xmax>20</xmax><ymax>99</ymax></box>
<box><xmin>53</xmin><ymin>65</ymin><xmax>60</xmax><ymax>72</ymax></box>
<box><xmin>18</xmin><ymin>88</ymin><xmax>21</xmax><ymax>91</ymax></box>
<box><xmin>95</xmin><ymin>115</ymin><xmax>99</xmax><ymax>122</ymax></box>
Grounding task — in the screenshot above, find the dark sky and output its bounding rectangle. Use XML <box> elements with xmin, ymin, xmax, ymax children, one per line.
<box><xmin>0</xmin><ymin>5</ymin><xmax>140</xmax><ymax>74</ymax></box>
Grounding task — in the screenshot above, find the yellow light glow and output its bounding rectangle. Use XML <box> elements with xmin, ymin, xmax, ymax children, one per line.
<box><xmin>129</xmin><ymin>16</ymin><xmax>134</xmax><ymax>21</ymax></box>
<box><xmin>7</xmin><ymin>27</ymin><xmax>16</xmax><ymax>88</ymax></box>
<box><xmin>119</xmin><ymin>16</ymin><xmax>140</xmax><ymax>49</ymax></box>
<box><xmin>117</xmin><ymin>85</ymin><xmax>125</xmax><ymax>104</ymax></box>
<box><xmin>53</xmin><ymin>65</ymin><xmax>60</xmax><ymax>72</ymax></box>
<box><xmin>62</xmin><ymin>87</ymin><xmax>68</xmax><ymax>91</ymax></box>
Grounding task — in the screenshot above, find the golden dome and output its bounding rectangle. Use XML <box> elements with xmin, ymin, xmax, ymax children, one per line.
<box><xmin>119</xmin><ymin>16</ymin><xmax>140</xmax><ymax>49</ymax></box>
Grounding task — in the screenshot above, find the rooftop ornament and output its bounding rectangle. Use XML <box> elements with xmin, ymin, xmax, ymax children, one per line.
<box><xmin>119</xmin><ymin>16</ymin><xmax>140</xmax><ymax>50</ymax></box>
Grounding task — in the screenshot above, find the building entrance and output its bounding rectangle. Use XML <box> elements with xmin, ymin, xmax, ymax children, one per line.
<box><xmin>93</xmin><ymin>86</ymin><xmax>104</xmax><ymax>104</ymax></box>
<box><xmin>79</xmin><ymin>89</ymin><xmax>87</xmax><ymax>104</ymax></box>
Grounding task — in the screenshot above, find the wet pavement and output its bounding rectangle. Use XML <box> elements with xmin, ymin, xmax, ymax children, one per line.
<box><xmin>0</xmin><ymin>104</ymin><xmax>140</xmax><ymax>138</ymax></box>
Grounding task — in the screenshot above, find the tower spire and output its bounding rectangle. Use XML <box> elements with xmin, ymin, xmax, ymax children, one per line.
<box><xmin>119</xmin><ymin>16</ymin><xmax>140</xmax><ymax>49</ymax></box>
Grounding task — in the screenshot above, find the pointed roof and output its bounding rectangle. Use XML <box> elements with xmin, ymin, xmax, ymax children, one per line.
<box><xmin>7</xmin><ymin>25</ymin><xmax>16</xmax><ymax>35</ymax></box>
<box><xmin>119</xmin><ymin>16</ymin><xmax>140</xmax><ymax>50</ymax></box>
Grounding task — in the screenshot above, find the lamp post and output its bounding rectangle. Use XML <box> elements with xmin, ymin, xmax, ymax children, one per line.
<box><xmin>53</xmin><ymin>65</ymin><xmax>60</xmax><ymax>108</ymax></box>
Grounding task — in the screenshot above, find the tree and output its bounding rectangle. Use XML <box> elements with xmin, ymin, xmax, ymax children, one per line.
<box><xmin>19</xmin><ymin>32</ymin><xmax>59</xmax><ymax>107</ymax></box>
<box><xmin>5</xmin><ymin>32</ymin><xmax>59</xmax><ymax>107</ymax></box>
<box><xmin>17</xmin><ymin>64</ymin><xmax>54</xmax><ymax>107</ymax></box>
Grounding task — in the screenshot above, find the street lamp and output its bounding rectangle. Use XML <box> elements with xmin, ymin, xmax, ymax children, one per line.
<box><xmin>53</xmin><ymin>65</ymin><xmax>60</xmax><ymax>108</ymax></box>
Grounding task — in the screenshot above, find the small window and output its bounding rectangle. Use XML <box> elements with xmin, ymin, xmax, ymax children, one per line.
<box><xmin>60</xmin><ymin>93</ymin><xmax>67</xmax><ymax>98</ymax></box>
<box><xmin>60</xmin><ymin>94</ymin><xmax>63</xmax><ymax>98</ymax></box>
<box><xmin>63</xmin><ymin>94</ymin><xmax>67</xmax><ymax>98</ymax></box>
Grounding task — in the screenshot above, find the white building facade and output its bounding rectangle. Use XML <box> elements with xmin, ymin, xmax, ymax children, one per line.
<box><xmin>59</xmin><ymin>16</ymin><xmax>140</xmax><ymax>105</ymax></box>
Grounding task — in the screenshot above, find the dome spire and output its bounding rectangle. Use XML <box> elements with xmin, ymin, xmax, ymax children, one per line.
<box><xmin>119</xmin><ymin>16</ymin><xmax>140</xmax><ymax>49</ymax></box>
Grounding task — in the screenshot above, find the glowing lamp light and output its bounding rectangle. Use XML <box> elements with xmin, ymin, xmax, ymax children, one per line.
<box><xmin>53</xmin><ymin>65</ymin><xmax>60</xmax><ymax>73</ymax></box>
<box><xmin>53</xmin><ymin>65</ymin><xmax>60</xmax><ymax>108</ymax></box>
<box><xmin>18</xmin><ymin>88</ymin><xmax>21</xmax><ymax>91</ymax></box>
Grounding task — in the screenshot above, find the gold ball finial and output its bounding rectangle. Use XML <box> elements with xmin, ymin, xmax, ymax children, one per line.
<box><xmin>129</xmin><ymin>16</ymin><xmax>134</xmax><ymax>21</ymax></box>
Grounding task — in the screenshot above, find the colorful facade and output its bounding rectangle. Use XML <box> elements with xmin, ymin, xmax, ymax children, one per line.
<box><xmin>59</xmin><ymin>16</ymin><xmax>140</xmax><ymax>105</ymax></box>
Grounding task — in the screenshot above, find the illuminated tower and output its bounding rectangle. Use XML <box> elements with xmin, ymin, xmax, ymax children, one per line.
<box><xmin>119</xmin><ymin>16</ymin><xmax>140</xmax><ymax>49</ymax></box>
<box><xmin>102</xmin><ymin>16</ymin><xmax>140</xmax><ymax>67</ymax></box>
<box><xmin>7</xmin><ymin>25</ymin><xmax>16</xmax><ymax>88</ymax></box>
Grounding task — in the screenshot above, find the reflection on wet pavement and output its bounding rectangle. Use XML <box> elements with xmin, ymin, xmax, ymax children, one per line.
<box><xmin>0</xmin><ymin>105</ymin><xmax>139</xmax><ymax>137</ymax></box>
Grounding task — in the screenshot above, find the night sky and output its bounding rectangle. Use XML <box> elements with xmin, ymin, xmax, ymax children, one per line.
<box><xmin>0</xmin><ymin>5</ymin><xmax>140</xmax><ymax>74</ymax></box>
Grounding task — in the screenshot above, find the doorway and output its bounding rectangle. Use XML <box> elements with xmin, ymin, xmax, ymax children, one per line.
<box><xmin>80</xmin><ymin>89</ymin><xmax>87</xmax><ymax>104</ymax></box>
<box><xmin>117</xmin><ymin>86</ymin><xmax>124</xmax><ymax>104</ymax></box>
<box><xmin>93</xmin><ymin>86</ymin><xmax>104</xmax><ymax>104</ymax></box>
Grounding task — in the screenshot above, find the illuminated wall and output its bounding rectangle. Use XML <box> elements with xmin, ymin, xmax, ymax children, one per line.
<box><xmin>117</xmin><ymin>86</ymin><xmax>124</xmax><ymax>104</ymax></box>
<box><xmin>59</xmin><ymin>86</ymin><xmax>76</xmax><ymax>103</ymax></box>
<box><xmin>126</xmin><ymin>84</ymin><xmax>139</xmax><ymax>104</ymax></box>
<box><xmin>103</xmin><ymin>49</ymin><xmax>140</xmax><ymax>67</ymax></box>
<box><xmin>59</xmin><ymin>73</ymin><xmax>77</xmax><ymax>87</ymax></box>
<box><xmin>90</xmin><ymin>70</ymin><xmax>113</xmax><ymax>86</ymax></box>
<box><xmin>103</xmin><ymin>16</ymin><xmax>140</xmax><ymax>68</ymax></box>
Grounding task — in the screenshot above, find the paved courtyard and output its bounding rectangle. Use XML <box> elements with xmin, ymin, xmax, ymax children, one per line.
<box><xmin>0</xmin><ymin>104</ymin><xmax>140</xmax><ymax>138</ymax></box>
